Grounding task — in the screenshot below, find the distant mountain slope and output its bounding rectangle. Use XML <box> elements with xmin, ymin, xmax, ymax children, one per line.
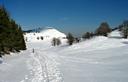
<box><xmin>24</xmin><ymin>27</ymin><xmax>66</xmax><ymax>42</ymax></box>
<box><xmin>40</xmin><ymin>27</ymin><xmax>66</xmax><ymax>38</ymax></box>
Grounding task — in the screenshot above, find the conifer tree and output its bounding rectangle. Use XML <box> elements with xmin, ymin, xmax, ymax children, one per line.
<box><xmin>0</xmin><ymin>5</ymin><xmax>26</xmax><ymax>54</ymax></box>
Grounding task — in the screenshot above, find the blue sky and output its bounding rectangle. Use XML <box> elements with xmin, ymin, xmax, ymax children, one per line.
<box><xmin>0</xmin><ymin>0</ymin><xmax>128</xmax><ymax>36</ymax></box>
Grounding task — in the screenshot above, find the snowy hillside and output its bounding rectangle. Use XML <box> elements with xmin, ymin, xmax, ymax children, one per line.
<box><xmin>0</xmin><ymin>30</ymin><xmax>128</xmax><ymax>82</ymax></box>
<box><xmin>40</xmin><ymin>27</ymin><xmax>66</xmax><ymax>39</ymax></box>
<box><xmin>108</xmin><ymin>30</ymin><xmax>123</xmax><ymax>38</ymax></box>
<box><xmin>24</xmin><ymin>27</ymin><xmax>66</xmax><ymax>42</ymax></box>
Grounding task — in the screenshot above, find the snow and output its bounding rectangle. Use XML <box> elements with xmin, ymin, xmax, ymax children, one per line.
<box><xmin>24</xmin><ymin>27</ymin><xmax>66</xmax><ymax>42</ymax></box>
<box><xmin>108</xmin><ymin>30</ymin><xmax>123</xmax><ymax>38</ymax></box>
<box><xmin>57</xmin><ymin>46</ymin><xmax>128</xmax><ymax>82</ymax></box>
<box><xmin>40</xmin><ymin>27</ymin><xmax>66</xmax><ymax>39</ymax></box>
<box><xmin>0</xmin><ymin>30</ymin><xmax>128</xmax><ymax>82</ymax></box>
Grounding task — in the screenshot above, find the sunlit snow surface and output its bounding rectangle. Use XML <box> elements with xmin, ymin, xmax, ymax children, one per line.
<box><xmin>24</xmin><ymin>28</ymin><xmax>66</xmax><ymax>42</ymax></box>
<box><xmin>0</xmin><ymin>30</ymin><xmax>128</xmax><ymax>82</ymax></box>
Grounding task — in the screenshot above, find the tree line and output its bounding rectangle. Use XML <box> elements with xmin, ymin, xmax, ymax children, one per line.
<box><xmin>52</xmin><ymin>21</ymin><xmax>128</xmax><ymax>46</ymax></box>
<box><xmin>0</xmin><ymin>6</ymin><xmax>26</xmax><ymax>55</ymax></box>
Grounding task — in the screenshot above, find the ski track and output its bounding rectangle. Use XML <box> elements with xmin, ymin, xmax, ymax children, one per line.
<box><xmin>21</xmin><ymin>49</ymin><xmax>63</xmax><ymax>82</ymax></box>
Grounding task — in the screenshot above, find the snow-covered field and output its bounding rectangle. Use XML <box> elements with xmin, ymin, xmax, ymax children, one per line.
<box><xmin>0</xmin><ymin>30</ymin><xmax>128</xmax><ymax>82</ymax></box>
